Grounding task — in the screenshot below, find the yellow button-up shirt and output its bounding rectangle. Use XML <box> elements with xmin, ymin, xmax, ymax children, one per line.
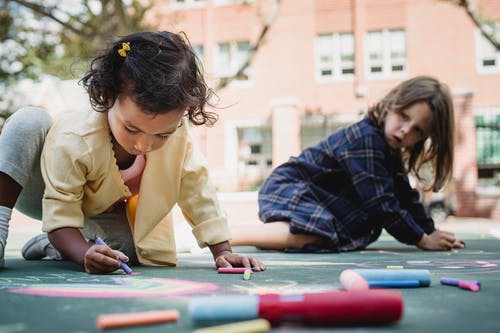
<box><xmin>41</xmin><ymin>110</ymin><xmax>230</xmax><ymax>265</ymax></box>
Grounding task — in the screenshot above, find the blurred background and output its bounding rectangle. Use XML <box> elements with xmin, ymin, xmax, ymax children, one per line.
<box><xmin>0</xmin><ymin>0</ymin><xmax>499</xmax><ymax>221</ymax></box>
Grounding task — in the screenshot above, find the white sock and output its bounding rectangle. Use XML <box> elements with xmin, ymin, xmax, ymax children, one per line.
<box><xmin>0</xmin><ymin>206</ymin><xmax>12</xmax><ymax>257</ymax></box>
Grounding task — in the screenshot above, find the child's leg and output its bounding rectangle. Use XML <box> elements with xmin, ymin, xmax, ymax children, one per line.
<box><xmin>23</xmin><ymin>204</ymin><xmax>138</xmax><ymax>263</ymax></box>
<box><xmin>81</xmin><ymin>204</ymin><xmax>139</xmax><ymax>265</ymax></box>
<box><xmin>230</xmin><ymin>221</ymin><xmax>321</xmax><ymax>250</ymax></box>
<box><xmin>0</xmin><ymin>174</ymin><xmax>22</xmax><ymax>266</ymax></box>
<box><xmin>0</xmin><ymin>107</ymin><xmax>52</xmax><ymax>267</ymax></box>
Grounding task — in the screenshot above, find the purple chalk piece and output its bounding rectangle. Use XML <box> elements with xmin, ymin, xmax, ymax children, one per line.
<box><xmin>440</xmin><ymin>277</ymin><xmax>480</xmax><ymax>287</ymax></box>
<box><xmin>95</xmin><ymin>237</ymin><xmax>133</xmax><ymax>275</ymax></box>
<box><xmin>440</xmin><ymin>277</ymin><xmax>481</xmax><ymax>292</ymax></box>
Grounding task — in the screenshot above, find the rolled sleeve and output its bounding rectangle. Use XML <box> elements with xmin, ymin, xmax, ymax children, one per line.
<box><xmin>177</xmin><ymin>133</ymin><xmax>231</xmax><ymax>247</ymax></box>
<box><xmin>41</xmin><ymin>132</ymin><xmax>89</xmax><ymax>232</ymax></box>
<box><xmin>191</xmin><ymin>216</ymin><xmax>232</xmax><ymax>248</ymax></box>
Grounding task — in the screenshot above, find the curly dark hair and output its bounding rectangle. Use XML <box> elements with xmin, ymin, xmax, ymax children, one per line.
<box><xmin>80</xmin><ymin>31</ymin><xmax>218</xmax><ymax>126</ymax></box>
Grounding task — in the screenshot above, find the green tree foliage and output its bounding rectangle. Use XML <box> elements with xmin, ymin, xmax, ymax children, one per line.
<box><xmin>0</xmin><ymin>0</ymin><xmax>152</xmax><ymax>87</ymax></box>
<box><xmin>447</xmin><ymin>0</ymin><xmax>500</xmax><ymax>51</ymax></box>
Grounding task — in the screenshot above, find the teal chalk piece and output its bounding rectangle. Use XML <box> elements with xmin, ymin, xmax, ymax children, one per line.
<box><xmin>352</xmin><ymin>269</ymin><xmax>431</xmax><ymax>288</ymax></box>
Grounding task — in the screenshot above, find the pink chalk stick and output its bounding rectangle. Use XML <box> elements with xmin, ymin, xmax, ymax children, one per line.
<box><xmin>458</xmin><ymin>281</ymin><xmax>480</xmax><ymax>292</ymax></box>
<box><xmin>339</xmin><ymin>269</ymin><xmax>370</xmax><ymax>290</ymax></box>
<box><xmin>217</xmin><ymin>267</ymin><xmax>252</xmax><ymax>274</ymax></box>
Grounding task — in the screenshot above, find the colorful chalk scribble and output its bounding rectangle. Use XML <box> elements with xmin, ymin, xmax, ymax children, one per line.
<box><xmin>357</xmin><ymin>259</ymin><xmax>500</xmax><ymax>273</ymax></box>
<box><xmin>256</xmin><ymin>259</ymin><xmax>500</xmax><ymax>274</ymax></box>
<box><xmin>9</xmin><ymin>277</ymin><xmax>217</xmax><ymax>298</ymax></box>
<box><xmin>5</xmin><ymin>259</ymin><xmax>499</xmax><ymax>299</ymax></box>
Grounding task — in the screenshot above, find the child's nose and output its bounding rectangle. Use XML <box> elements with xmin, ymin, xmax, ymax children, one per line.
<box><xmin>134</xmin><ymin>134</ymin><xmax>153</xmax><ymax>153</ymax></box>
<box><xmin>401</xmin><ymin>124</ymin><xmax>411</xmax><ymax>135</ymax></box>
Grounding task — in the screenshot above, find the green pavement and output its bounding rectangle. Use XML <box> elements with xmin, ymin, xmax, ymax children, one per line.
<box><xmin>1</xmin><ymin>231</ymin><xmax>499</xmax><ymax>333</ymax></box>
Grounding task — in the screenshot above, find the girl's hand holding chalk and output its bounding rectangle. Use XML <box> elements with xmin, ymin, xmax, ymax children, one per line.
<box><xmin>84</xmin><ymin>237</ymin><xmax>131</xmax><ymax>274</ymax></box>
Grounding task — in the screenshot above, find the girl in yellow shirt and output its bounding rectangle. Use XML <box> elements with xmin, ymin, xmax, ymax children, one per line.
<box><xmin>0</xmin><ymin>31</ymin><xmax>265</xmax><ymax>274</ymax></box>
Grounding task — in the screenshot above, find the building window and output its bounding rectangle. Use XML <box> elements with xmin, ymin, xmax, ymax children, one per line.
<box><xmin>237</xmin><ymin>126</ymin><xmax>272</xmax><ymax>190</ymax></box>
<box><xmin>475</xmin><ymin>22</ymin><xmax>500</xmax><ymax>74</ymax></box>
<box><xmin>315</xmin><ymin>32</ymin><xmax>355</xmax><ymax>82</ymax></box>
<box><xmin>215</xmin><ymin>41</ymin><xmax>251</xmax><ymax>83</ymax></box>
<box><xmin>300</xmin><ymin>113</ymin><xmax>358</xmax><ymax>150</ymax></box>
<box><xmin>365</xmin><ymin>29</ymin><xmax>407</xmax><ymax>79</ymax></box>
<box><xmin>192</xmin><ymin>44</ymin><xmax>205</xmax><ymax>70</ymax></box>
<box><xmin>475</xmin><ymin>107</ymin><xmax>500</xmax><ymax>195</ymax></box>
<box><xmin>193</xmin><ymin>44</ymin><xmax>204</xmax><ymax>61</ymax></box>
<box><xmin>214</xmin><ymin>0</ymin><xmax>252</xmax><ymax>5</ymax></box>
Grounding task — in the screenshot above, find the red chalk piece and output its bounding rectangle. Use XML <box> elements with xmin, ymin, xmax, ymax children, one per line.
<box><xmin>96</xmin><ymin>309</ymin><xmax>179</xmax><ymax>330</ymax></box>
<box><xmin>218</xmin><ymin>267</ymin><xmax>251</xmax><ymax>274</ymax></box>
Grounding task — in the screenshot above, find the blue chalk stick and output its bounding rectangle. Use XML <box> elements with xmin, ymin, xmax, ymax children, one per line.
<box><xmin>189</xmin><ymin>295</ymin><xmax>259</xmax><ymax>325</ymax></box>
<box><xmin>368</xmin><ymin>280</ymin><xmax>421</xmax><ymax>288</ymax></box>
<box><xmin>353</xmin><ymin>269</ymin><xmax>431</xmax><ymax>287</ymax></box>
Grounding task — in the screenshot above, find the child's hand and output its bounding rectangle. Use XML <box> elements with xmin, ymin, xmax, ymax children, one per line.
<box><xmin>214</xmin><ymin>250</ymin><xmax>266</xmax><ymax>272</ymax></box>
<box><xmin>208</xmin><ymin>240</ymin><xmax>266</xmax><ymax>272</ymax></box>
<box><xmin>83</xmin><ymin>243</ymin><xmax>129</xmax><ymax>274</ymax></box>
<box><xmin>417</xmin><ymin>230</ymin><xmax>466</xmax><ymax>250</ymax></box>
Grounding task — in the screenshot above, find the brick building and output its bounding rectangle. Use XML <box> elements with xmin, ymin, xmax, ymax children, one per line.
<box><xmin>147</xmin><ymin>0</ymin><xmax>499</xmax><ymax>217</ymax></box>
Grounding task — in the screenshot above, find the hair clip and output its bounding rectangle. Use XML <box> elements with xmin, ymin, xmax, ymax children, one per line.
<box><xmin>117</xmin><ymin>42</ymin><xmax>131</xmax><ymax>57</ymax></box>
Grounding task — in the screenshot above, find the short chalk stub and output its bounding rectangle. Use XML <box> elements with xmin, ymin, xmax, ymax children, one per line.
<box><xmin>243</xmin><ymin>269</ymin><xmax>252</xmax><ymax>280</ymax></box>
<box><xmin>218</xmin><ymin>267</ymin><xmax>250</xmax><ymax>274</ymax></box>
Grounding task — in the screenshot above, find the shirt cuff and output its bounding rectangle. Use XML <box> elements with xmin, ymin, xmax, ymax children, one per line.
<box><xmin>191</xmin><ymin>216</ymin><xmax>231</xmax><ymax>248</ymax></box>
<box><xmin>42</xmin><ymin>199</ymin><xmax>84</xmax><ymax>232</ymax></box>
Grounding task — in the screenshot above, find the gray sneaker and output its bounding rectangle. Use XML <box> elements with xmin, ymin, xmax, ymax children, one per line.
<box><xmin>22</xmin><ymin>234</ymin><xmax>62</xmax><ymax>260</ymax></box>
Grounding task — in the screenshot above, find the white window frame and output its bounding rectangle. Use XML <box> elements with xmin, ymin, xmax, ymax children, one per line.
<box><xmin>192</xmin><ymin>44</ymin><xmax>205</xmax><ymax>72</ymax></box>
<box><xmin>214</xmin><ymin>40</ymin><xmax>252</xmax><ymax>86</ymax></box>
<box><xmin>170</xmin><ymin>0</ymin><xmax>205</xmax><ymax>10</ymax></box>
<box><xmin>314</xmin><ymin>32</ymin><xmax>355</xmax><ymax>83</ymax></box>
<box><xmin>474</xmin><ymin>106</ymin><xmax>500</xmax><ymax>196</ymax></box>
<box><xmin>365</xmin><ymin>29</ymin><xmax>407</xmax><ymax>80</ymax></box>
<box><xmin>192</xmin><ymin>44</ymin><xmax>204</xmax><ymax>61</ymax></box>
<box><xmin>214</xmin><ymin>0</ymin><xmax>254</xmax><ymax>6</ymax></box>
<box><xmin>475</xmin><ymin>23</ymin><xmax>500</xmax><ymax>74</ymax></box>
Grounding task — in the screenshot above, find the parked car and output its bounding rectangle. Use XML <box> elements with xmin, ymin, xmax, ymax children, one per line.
<box><xmin>424</xmin><ymin>191</ymin><xmax>454</xmax><ymax>224</ymax></box>
<box><xmin>409</xmin><ymin>176</ymin><xmax>454</xmax><ymax>224</ymax></box>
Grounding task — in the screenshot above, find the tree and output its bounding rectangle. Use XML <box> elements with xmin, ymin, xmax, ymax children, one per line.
<box><xmin>448</xmin><ymin>0</ymin><xmax>500</xmax><ymax>51</ymax></box>
<box><xmin>0</xmin><ymin>0</ymin><xmax>282</xmax><ymax>125</ymax></box>
<box><xmin>0</xmin><ymin>0</ymin><xmax>152</xmax><ymax>87</ymax></box>
<box><xmin>0</xmin><ymin>0</ymin><xmax>282</xmax><ymax>90</ymax></box>
<box><xmin>215</xmin><ymin>0</ymin><xmax>281</xmax><ymax>90</ymax></box>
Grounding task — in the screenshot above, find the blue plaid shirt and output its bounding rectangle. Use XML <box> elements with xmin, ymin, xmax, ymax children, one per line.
<box><xmin>258</xmin><ymin>117</ymin><xmax>435</xmax><ymax>251</ymax></box>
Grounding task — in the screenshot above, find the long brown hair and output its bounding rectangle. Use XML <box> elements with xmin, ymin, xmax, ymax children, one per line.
<box><xmin>367</xmin><ymin>76</ymin><xmax>454</xmax><ymax>192</ymax></box>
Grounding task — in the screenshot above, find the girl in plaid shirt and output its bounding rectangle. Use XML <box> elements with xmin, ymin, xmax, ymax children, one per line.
<box><xmin>232</xmin><ymin>76</ymin><xmax>465</xmax><ymax>252</ymax></box>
